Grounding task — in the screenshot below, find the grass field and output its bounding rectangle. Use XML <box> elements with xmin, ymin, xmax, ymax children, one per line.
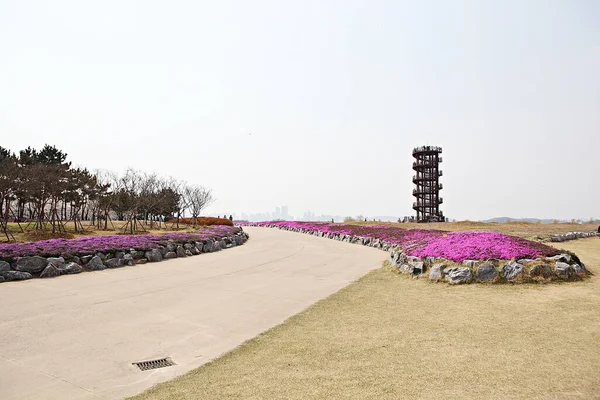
<box><xmin>130</xmin><ymin>237</ymin><xmax>600</xmax><ymax>400</ymax></box>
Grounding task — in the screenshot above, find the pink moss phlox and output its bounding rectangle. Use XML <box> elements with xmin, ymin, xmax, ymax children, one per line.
<box><xmin>239</xmin><ymin>221</ymin><xmax>559</xmax><ymax>262</ymax></box>
<box><xmin>0</xmin><ymin>225</ymin><xmax>239</xmax><ymax>261</ymax></box>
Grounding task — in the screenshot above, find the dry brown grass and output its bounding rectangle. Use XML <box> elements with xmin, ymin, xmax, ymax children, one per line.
<box><xmin>5</xmin><ymin>220</ymin><xmax>200</xmax><ymax>243</ymax></box>
<box><xmin>348</xmin><ymin>220</ymin><xmax>599</xmax><ymax>241</ymax></box>
<box><xmin>130</xmin><ymin>237</ymin><xmax>600</xmax><ymax>400</ymax></box>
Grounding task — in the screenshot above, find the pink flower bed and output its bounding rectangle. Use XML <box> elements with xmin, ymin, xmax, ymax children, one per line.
<box><xmin>0</xmin><ymin>225</ymin><xmax>239</xmax><ymax>261</ymax></box>
<box><xmin>239</xmin><ymin>221</ymin><xmax>559</xmax><ymax>262</ymax></box>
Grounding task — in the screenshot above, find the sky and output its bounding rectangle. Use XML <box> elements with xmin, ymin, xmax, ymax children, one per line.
<box><xmin>1</xmin><ymin>0</ymin><xmax>599</xmax><ymax>221</ymax></box>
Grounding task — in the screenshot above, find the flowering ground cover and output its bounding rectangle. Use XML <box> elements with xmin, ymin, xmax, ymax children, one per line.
<box><xmin>240</xmin><ymin>221</ymin><xmax>560</xmax><ymax>262</ymax></box>
<box><xmin>0</xmin><ymin>225</ymin><xmax>239</xmax><ymax>262</ymax></box>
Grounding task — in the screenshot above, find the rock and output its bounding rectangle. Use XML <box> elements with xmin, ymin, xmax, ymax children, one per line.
<box><xmin>166</xmin><ymin>244</ymin><xmax>175</xmax><ymax>252</ymax></box>
<box><xmin>1</xmin><ymin>270</ymin><xmax>32</xmax><ymax>281</ymax></box>
<box><xmin>474</xmin><ymin>262</ymin><xmax>499</xmax><ymax>282</ymax></box>
<box><xmin>195</xmin><ymin>242</ymin><xmax>204</xmax><ymax>253</ymax></box>
<box><xmin>40</xmin><ymin>264</ymin><xmax>61</xmax><ymax>278</ymax></box>
<box><xmin>114</xmin><ymin>251</ymin><xmax>125</xmax><ymax>259</ymax></box>
<box><xmin>189</xmin><ymin>246</ymin><xmax>199</xmax><ymax>255</ymax></box>
<box><xmin>95</xmin><ymin>252</ymin><xmax>107</xmax><ymax>261</ymax></box>
<box><xmin>399</xmin><ymin>264</ymin><xmax>413</xmax><ymax>274</ymax></box>
<box><xmin>131</xmin><ymin>250</ymin><xmax>145</xmax><ymax>259</ymax></box>
<box><xmin>80</xmin><ymin>255</ymin><xmax>94</xmax><ymax>264</ymax></box>
<box><xmin>203</xmin><ymin>242</ymin><xmax>213</xmax><ymax>253</ymax></box>
<box><xmin>0</xmin><ymin>261</ymin><xmax>10</xmax><ymax>272</ymax></box>
<box><xmin>123</xmin><ymin>254</ymin><xmax>134</xmax><ymax>266</ymax></box>
<box><xmin>549</xmin><ymin>254</ymin><xmax>572</xmax><ymax>263</ymax></box>
<box><xmin>572</xmin><ymin>263</ymin><xmax>587</xmax><ymax>276</ymax></box>
<box><xmin>517</xmin><ymin>259</ymin><xmax>535</xmax><ymax>265</ymax></box>
<box><xmin>136</xmin><ymin>258</ymin><xmax>148</xmax><ymax>265</ymax></box>
<box><xmin>389</xmin><ymin>252</ymin><xmax>406</xmax><ymax>268</ymax></box>
<box><xmin>213</xmin><ymin>241</ymin><xmax>222</xmax><ymax>251</ymax></box>
<box><xmin>145</xmin><ymin>249</ymin><xmax>163</xmax><ymax>262</ymax></box>
<box><xmin>429</xmin><ymin>263</ymin><xmax>446</xmax><ymax>281</ymax></box>
<box><xmin>529</xmin><ymin>264</ymin><xmax>553</xmax><ymax>280</ymax></box>
<box><xmin>554</xmin><ymin>262</ymin><xmax>574</xmax><ymax>279</ymax></box>
<box><xmin>60</xmin><ymin>262</ymin><xmax>83</xmax><ymax>275</ymax></box>
<box><xmin>0</xmin><ymin>275</ymin><xmax>4</xmax><ymax>283</ymax></box>
<box><xmin>71</xmin><ymin>256</ymin><xmax>81</xmax><ymax>265</ymax></box>
<box><xmin>176</xmin><ymin>246</ymin><xmax>186</xmax><ymax>258</ymax></box>
<box><xmin>14</xmin><ymin>256</ymin><xmax>48</xmax><ymax>273</ymax></box>
<box><xmin>444</xmin><ymin>267</ymin><xmax>472</xmax><ymax>284</ymax></box>
<box><xmin>105</xmin><ymin>258</ymin><xmax>125</xmax><ymax>268</ymax></box>
<box><xmin>185</xmin><ymin>250</ymin><xmax>193</xmax><ymax>257</ymax></box>
<box><xmin>86</xmin><ymin>256</ymin><xmax>106</xmax><ymax>271</ymax></box>
<box><xmin>47</xmin><ymin>257</ymin><xmax>65</xmax><ymax>268</ymax></box>
<box><xmin>164</xmin><ymin>251</ymin><xmax>177</xmax><ymax>259</ymax></box>
<box><xmin>409</xmin><ymin>261</ymin><xmax>425</xmax><ymax>275</ymax></box>
<box><xmin>502</xmin><ymin>261</ymin><xmax>524</xmax><ymax>281</ymax></box>
<box><xmin>462</xmin><ymin>260</ymin><xmax>479</xmax><ymax>268</ymax></box>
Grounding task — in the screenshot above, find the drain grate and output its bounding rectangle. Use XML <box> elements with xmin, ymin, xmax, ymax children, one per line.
<box><xmin>133</xmin><ymin>357</ymin><xmax>176</xmax><ymax>371</ymax></box>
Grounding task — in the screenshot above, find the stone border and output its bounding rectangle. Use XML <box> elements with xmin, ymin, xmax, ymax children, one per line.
<box><xmin>243</xmin><ymin>224</ymin><xmax>588</xmax><ymax>285</ymax></box>
<box><xmin>548</xmin><ymin>231</ymin><xmax>599</xmax><ymax>243</ymax></box>
<box><xmin>0</xmin><ymin>229</ymin><xmax>249</xmax><ymax>283</ymax></box>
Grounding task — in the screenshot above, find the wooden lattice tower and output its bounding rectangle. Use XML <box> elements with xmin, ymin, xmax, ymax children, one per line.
<box><xmin>412</xmin><ymin>146</ymin><xmax>444</xmax><ymax>222</ymax></box>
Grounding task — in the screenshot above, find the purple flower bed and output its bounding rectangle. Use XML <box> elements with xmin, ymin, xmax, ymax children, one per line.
<box><xmin>0</xmin><ymin>225</ymin><xmax>239</xmax><ymax>261</ymax></box>
<box><xmin>240</xmin><ymin>221</ymin><xmax>560</xmax><ymax>262</ymax></box>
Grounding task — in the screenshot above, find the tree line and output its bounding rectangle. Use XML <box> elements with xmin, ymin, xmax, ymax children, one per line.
<box><xmin>0</xmin><ymin>144</ymin><xmax>214</xmax><ymax>241</ymax></box>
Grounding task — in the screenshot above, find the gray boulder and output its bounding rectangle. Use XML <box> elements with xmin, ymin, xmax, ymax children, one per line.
<box><xmin>203</xmin><ymin>242</ymin><xmax>213</xmax><ymax>253</ymax></box>
<box><xmin>40</xmin><ymin>264</ymin><xmax>61</xmax><ymax>278</ymax></box>
<box><xmin>213</xmin><ymin>241</ymin><xmax>222</xmax><ymax>251</ymax></box>
<box><xmin>145</xmin><ymin>249</ymin><xmax>163</xmax><ymax>262</ymax></box>
<box><xmin>123</xmin><ymin>254</ymin><xmax>134</xmax><ymax>266</ymax></box>
<box><xmin>517</xmin><ymin>259</ymin><xmax>535</xmax><ymax>265</ymax></box>
<box><xmin>502</xmin><ymin>261</ymin><xmax>524</xmax><ymax>281</ymax></box>
<box><xmin>185</xmin><ymin>250</ymin><xmax>193</xmax><ymax>257</ymax></box>
<box><xmin>474</xmin><ymin>262</ymin><xmax>499</xmax><ymax>282</ymax></box>
<box><xmin>462</xmin><ymin>260</ymin><xmax>479</xmax><ymax>268</ymax></box>
<box><xmin>572</xmin><ymin>263</ymin><xmax>587</xmax><ymax>276</ymax></box>
<box><xmin>189</xmin><ymin>246</ymin><xmax>199</xmax><ymax>255</ymax></box>
<box><xmin>409</xmin><ymin>261</ymin><xmax>425</xmax><ymax>275</ymax></box>
<box><xmin>14</xmin><ymin>256</ymin><xmax>48</xmax><ymax>273</ymax></box>
<box><xmin>444</xmin><ymin>267</ymin><xmax>472</xmax><ymax>284</ymax></box>
<box><xmin>0</xmin><ymin>261</ymin><xmax>10</xmax><ymax>272</ymax></box>
<box><xmin>95</xmin><ymin>252</ymin><xmax>107</xmax><ymax>261</ymax></box>
<box><xmin>114</xmin><ymin>251</ymin><xmax>125</xmax><ymax>259</ymax></box>
<box><xmin>131</xmin><ymin>250</ymin><xmax>145</xmax><ymax>259</ymax></box>
<box><xmin>400</xmin><ymin>264</ymin><xmax>413</xmax><ymax>274</ymax></box>
<box><xmin>60</xmin><ymin>262</ymin><xmax>83</xmax><ymax>275</ymax></box>
<box><xmin>554</xmin><ymin>262</ymin><xmax>574</xmax><ymax>279</ymax></box>
<box><xmin>1</xmin><ymin>270</ymin><xmax>32</xmax><ymax>281</ymax></box>
<box><xmin>530</xmin><ymin>264</ymin><xmax>553</xmax><ymax>280</ymax></box>
<box><xmin>105</xmin><ymin>258</ymin><xmax>125</xmax><ymax>268</ymax></box>
<box><xmin>429</xmin><ymin>263</ymin><xmax>446</xmax><ymax>281</ymax></box>
<box><xmin>164</xmin><ymin>251</ymin><xmax>177</xmax><ymax>259</ymax></box>
<box><xmin>0</xmin><ymin>275</ymin><xmax>4</xmax><ymax>283</ymax></box>
<box><xmin>71</xmin><ymin>256</ymin><xmax>81</xmax><ymax>265</ymax></box>
<box><xmin>86</xmin><ymin>256</ymin><xmax>106</xmax><ymax>271</ymax></box>
<box><xmin>47</xmin><ymin>257</ymin><xmax>65</xmax><ymax>268</ymax></box>
<box><xmin>136</xmin><ymin>258</ymin><xmax>148</xmax><ymax>265</ymax></box>
<box><xmin>80</xmin><ymin>255</ymin><xmax>94</xmax><ymax>264</ymax></box>
<box><xmin>549</xmin><ymin>254</ymin><xmax>572</xmax><ymax>263</ymax></box>
<box><xmin>176</xmin><ymin>246</ymin><xmax>186</xmax><ymax>258</ymax></box>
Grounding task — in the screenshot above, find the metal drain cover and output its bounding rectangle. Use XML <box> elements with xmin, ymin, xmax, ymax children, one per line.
<box><xmin>133</xmin><ymin>357</ymin><xmax>176</xmax><ymax>371</ymax></box>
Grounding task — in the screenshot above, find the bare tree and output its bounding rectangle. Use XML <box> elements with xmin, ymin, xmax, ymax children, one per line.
<box><xmin>185</xmin><ymin>185</ymin><xmax>214</xmax><ymax>227</ymax></box>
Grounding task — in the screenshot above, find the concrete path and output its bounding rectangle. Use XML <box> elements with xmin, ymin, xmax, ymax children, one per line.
<box><xmin>0</xmin><ymin>227</ymin><xmax>386</xmax><ymax>400</ymax></box>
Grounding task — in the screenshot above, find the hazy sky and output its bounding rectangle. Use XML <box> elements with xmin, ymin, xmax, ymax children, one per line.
<box><xmin>1</xmin><ymin>0</ymin><xmax>598</xmax><ymax>220</ymax></box>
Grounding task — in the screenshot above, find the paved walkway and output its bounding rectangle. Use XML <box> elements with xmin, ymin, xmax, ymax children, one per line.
<box><xmin>0</xmin><ymin>227</ymin><xmax>385</xmax><ymax>399</ymax></box>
